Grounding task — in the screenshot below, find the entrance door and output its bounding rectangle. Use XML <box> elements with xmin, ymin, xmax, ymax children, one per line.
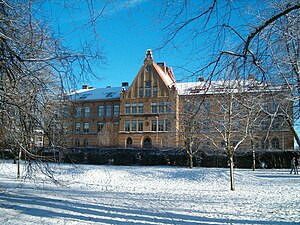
<box><xmin>143</xmin><ymin>138</ymin><xmax>152</xmax><ymax>148</ymax></box>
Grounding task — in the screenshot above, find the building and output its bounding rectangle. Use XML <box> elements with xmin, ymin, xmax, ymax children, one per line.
<box><xmin>67</xmin><ymin>49</ymin><xmax>294</xmax><ymax>152</ymax></box>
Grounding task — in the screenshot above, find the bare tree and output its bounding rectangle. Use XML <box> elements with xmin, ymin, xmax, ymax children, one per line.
<box><xmin>157</xmin><ymin>0</ymin><xmax>300</xmax><ymax>143</ymax></box>
<box><xmin>0</xmin><ymin>0</ymin><xmax>106</xmax><ymax>178</ymax></box>
<box><xmin>97</xmin><ymin>123</ymin><xmax>119</xmax><ymax>147</ymax></box>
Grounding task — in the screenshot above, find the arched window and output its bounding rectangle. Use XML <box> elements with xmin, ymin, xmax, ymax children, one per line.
<box><xmin>83</xmin><ymin>138</ymin><xmax>88</xmax><ymax>147</ymax></box>
<box><xmin>271</xmin><ymin>137</ymin><xmax>280</xmax><ymax>149</ymax></box>
<box><xmin>126</xmin><ymin>137</ymin><xmax>133</xmax><ymax>148</ymax></box>
<box><xmin>75</xmin><ymin>138</ymin><xmax>80</xmax><ymax>147</ymax></box>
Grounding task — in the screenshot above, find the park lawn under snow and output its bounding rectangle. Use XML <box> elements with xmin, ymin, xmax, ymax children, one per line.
<box><xmin>0</xmin><ymin>160</ymin><xmax>299</xmax><ymax>225</ymax></box>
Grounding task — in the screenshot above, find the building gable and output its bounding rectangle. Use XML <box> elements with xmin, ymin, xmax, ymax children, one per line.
<box><xmin>124</xmin><ymin>49</ymin><xmax>176</xmax><ymax>99</ymax></box>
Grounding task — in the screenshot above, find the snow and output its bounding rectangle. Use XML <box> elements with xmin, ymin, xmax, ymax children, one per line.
<box><xmin>69</xmin><ymin>86</ymin><xmax>122</xmax><ymax>101</ymax></box>
<box><xmin>0</xmin><ymin>161</ymin><xmax>299</xmax><ymax>225</ymax></box>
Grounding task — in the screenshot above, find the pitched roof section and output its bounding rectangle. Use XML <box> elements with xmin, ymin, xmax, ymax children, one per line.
<box><xmin>152</xmin><ymin>63</ymin><xmax>176</xmax><ymax>89</ymax></box>
<box><xmin>69</xmin><ymin>86</ymin><xmax>122</xmax><ymax>101</ymax></box>
<box><xmin>177</xmin><ymin>79</ymin><xmax>286</xmax><ymax>95</ymax></box>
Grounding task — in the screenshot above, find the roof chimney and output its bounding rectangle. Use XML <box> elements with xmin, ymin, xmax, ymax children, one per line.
<box><xmin>157</xmin><ymin>62</ymin><xmax>166</xmax><ymax>72</ymax></box>
<box><xmin>122</xmin><ymin>82</ymin><xmax>129</xmax><ymax>87</ymax></box>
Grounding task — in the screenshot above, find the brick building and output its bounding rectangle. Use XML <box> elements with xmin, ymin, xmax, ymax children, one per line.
<box><xmin>67</xmin><ymin>49</ymin><xmax>294</xmax><ymax>152</ymax></box>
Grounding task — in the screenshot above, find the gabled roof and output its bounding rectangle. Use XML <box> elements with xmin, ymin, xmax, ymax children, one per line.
<box><xmin>69</xmin><ymin>86</ymin><xmax>122</xmax><ymax>101</ymax></box>
<box><xmin>152</xmin><ymin>63</ymin><xmax>176</xmax><ymax>89</ymax></box>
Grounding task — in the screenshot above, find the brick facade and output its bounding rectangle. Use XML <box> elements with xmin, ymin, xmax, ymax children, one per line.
<box><xmin>67</xmin><ymin>49</ymin><xmax>294</xmax><ymax>152</ymax></box>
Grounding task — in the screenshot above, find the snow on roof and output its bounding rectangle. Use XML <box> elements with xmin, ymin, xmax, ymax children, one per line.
<box><xmin>177</xmin><ymin>79</ymin><xmax>286</xmax><ymax>96</ymax></box>
<box><xmin>69</xmin><ymin>86</ymin><xmax>122</xmax><ymax>101</ymax></box>
<box><xmin>153</xmin><ymin>63</ymin><xmax>176</xmax><ymax>88</ymax></box>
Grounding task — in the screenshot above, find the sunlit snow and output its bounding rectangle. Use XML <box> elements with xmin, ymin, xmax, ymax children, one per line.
<box><xmin>0</xmin><ymin>160</ymin><xmax>299</xmax><ymax>224</ymax></box>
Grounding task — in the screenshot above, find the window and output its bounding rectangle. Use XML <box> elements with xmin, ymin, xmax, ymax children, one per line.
<box><xmin>132</xmin><ymin>103</ymin><xmax>137</xmax><ymax>114</ymax></box>
<box><xmin>233</xmin><ymin>120</ymin><xmax>240</xmax><ymax>131</ymax></box>
<box><xmin>232</xmin><ymin>100</ymin><xmax>239</xmax><ymax>111</ymax></box>
<box><xmin>132</xmin><ymin>120</ymin><xmax>137</xmax><ymax>131</ymax></box>
<box><xmin>271</xmin><ymin>137</ymin><xmax>280</xmax><ymax>149</ymax></box>
<box><xmin>75</xmin><ymin>107</ymin><xmax>81</xmax><ymax>117</ymax></box>
<box><xmin>165</xmin><ymin>119</ymin><xmax>171</xmax><ymax>131</ymax></box>
<box><xmin>84</xmin><ymin>106</ymin><xmax>90</xmax><ymax>117</ymax></box>
<box><xmin>166</xmin><ymin>102</ymin><xmax>171</xmax><ymax>113</ymax></box>
<box><xmin>64</xmin><ymin>108</ymin><xmax>69</xmax><ymax>118</ymax></box>
<box><xmin>139</xmin><ymin>88</ymin><xmax>143</xmax><ymax>97</ymax></box>
<box><xmin>203</xmin><ymin>119</ymin><xmax>210</xmax><ymax>131</ymax></box>
<box><xmin>151</xmin><ymin>102</ymin><xmax>157</xmax><ymax>113</ymax></box>
<box><xmin>138</xmin><ymin>120</ymin><xmax>143</xmax><ymax>131</ymax></box>
<box><xmin>204</xmin><ymin>102</ymin><xmax>210</xmax><ymax>113</ymax></box>
<box><xmin>106</xmin><ymin>105</ymin><xmax>112</xmax><ymax>117</ymax></box>
<box><xmin>261</xmin><ymin>120</ymin><xmax>268</xmax><ymax>130</ymax></box>
<box><xmin>145</xmin><ymin>81</ymin><xmax>151</xmax><ymax>87</ymax></box>
<box><xmin>152</xmin><ymin>120</ymin><xmax>157</xmax><ymax>131</ymax></box>
<box><xmin>220</xmin><ymin>99</ymin><xmax>226</xmax><ymax>113</ymax></box>
<box><xmin>138</xmin><ymin>103</ymin><xmax>144</xmax><ymax>114</ymax></box>
<box><xmin>263</xmin><ymin>101</ymin><xmax>269</xmax><ymax>112</ymax></box>
<box><xmin>194</xmin><ymin>121</ymin><xmax>201</xmax><ymax>130</ymax></box>
<box><xmin>125</xmin><ymin>121</ymin><xmax>130</xmax><ymax>131</ymax></box>
<box><xmin>145</xmin><ymin>87</ymin><xmax>151</xmax><ymax>97</ymax></box>
<box><xmin>75</xmin><ymin>122</ymin><xmax>81</xmax><ymax>132</ymax></box>
<box><xmin>97</xmin><ymin>122</ymin><xmax>104</xmax><ymax>132</ymax></box>
<box><xmin>185</xmin><ymin>102</ymin><xmax>191</xmax><ymax>113</ymax></box>
<box><xmin>153</xmin><ymin>87</ymin><xmax>157</xmax><ymax>97</ymax></box>
<box><xmin>113</xmin><ymin>105</ymin><xmax>119</xmax><ymax>116</ymax></box>
<box><xmin>83</xmin><ymin>123</ymin><xmax>90</xmax><ymax>133</ymax></box>
<box><xmin>98</xmin><ymin>106</ymin><xmax>104</xmax><ymax>117</ymax></box>
<box><xmin>272</xmin><ymin>117</ymin><xmax>281</xmax><ymax>130</ymax></box>
<box><xmin>158</xmin><ymin>120</ymin><xmax>164</xmax><ymax>131</ymax></box>
<box><xmin>125</xmin><ymin>103</ymin><xmax>130</xmax><ymax>114</ymax></box>
<box><xmin>271</xmin><ymin>100</ymin><xmax>278</xmax><ymax>113</ymax></box>
<box><xmin>158</xmin><ymin>102</ymin><xmax>164</xmax><ymax>113</ymax></box>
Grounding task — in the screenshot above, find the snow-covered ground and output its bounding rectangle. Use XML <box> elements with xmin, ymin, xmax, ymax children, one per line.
<box><xmin>0</xmin><ymin>160</ymin><xmax>299</xmax><ymax>225</ymax></box>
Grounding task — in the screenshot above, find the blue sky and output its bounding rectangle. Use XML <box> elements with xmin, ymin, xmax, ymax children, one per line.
<box><xmin>42</xmin><ymin>1</ymin><xmax>265</xmax><ymax>89</ymax></box>
<box><xmin>44</xmin><ymin>0</ymin><xmax>193</xmax><ymax>89</ymax></box>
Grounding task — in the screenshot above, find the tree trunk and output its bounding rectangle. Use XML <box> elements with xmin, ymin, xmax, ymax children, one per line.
<box><xmin>229</xmin><ymin>155</ymin><xmax>235</xmax><ymax>191</ymax></box>
<box><xmin>251</xmin><ymin>139</ymin><xmax>256</xmax><ymax>171</ymax></box>
<box><xmin>186</xmin><ymin>141</ymin><xmax>193</xmax><ymax>169</ymax></box>
<box><xmin>188</xmin><ymin>153</ymin><xmax>193</xmax><ymax>169</ymax></box>
<box><xmin>17</xmin><ymin>148</ymin><xmax>21</xmax><ymax>179</ymax></box>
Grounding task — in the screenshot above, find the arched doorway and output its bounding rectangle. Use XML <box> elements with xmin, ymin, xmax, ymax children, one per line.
<box><xmin>126</xmin><ymin>137</ymin><xmax>133</xmax><ymax>148</ymax></box>
<box><xmin>143</xmin><ymin>138</ymin><xmax>152</xmax><ymax>148</ymax></box>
